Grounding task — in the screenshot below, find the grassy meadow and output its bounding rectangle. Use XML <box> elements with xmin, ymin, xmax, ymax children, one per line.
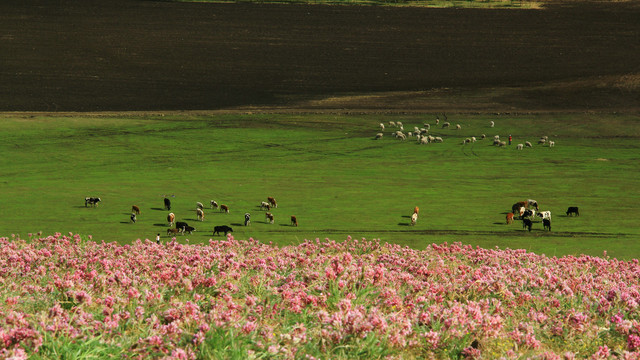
<box><xmin>0</xmin><ymin>113</ymin><xmax>638</xmax><ymax>259</ymax></box>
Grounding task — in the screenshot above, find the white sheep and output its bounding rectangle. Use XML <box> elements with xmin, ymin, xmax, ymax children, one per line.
<box><xmin>525</xmin><ymin>141</ymin><xmax>532</xmax><ymax>148</ymax></box>
<box><xmin>397</xmin><ymin>121</ymin><xmax>403</xmax><ymax>128</ymax></box>
<box><xmin>379</xmin><ymin>123</ymin><xmax>385</xmax><ymax>131</ymax></box>
<box><xmin>442</xmin><ymin>122</ymin><xmax>450</xmax><ymax>129</ymax></box>
<box><xmin>481</xmin><ymin>134</ymin><xmax>486</xmax><ymax>139</ymax></box>
<box><xmin>490</xmin><ymin>121</ymin><xmax>495</xmax><ymax>128</ymax></box>
<box><xmin>538</xmin><ymin>138</ymin><xmax>546</xmax><ymax>145</ymax></box>
<box><xmin>549</xmin><ymin>140</ymin><xmax>555</xmax><ymax>147</ymax></box>
<box><xmin>493</xmin><ymin>139</ymin><xmax>501</xmax><ymax>146</ymax></box>
<box><xmin>375</xmin><ymin>133</ymin><xmax>383</xmax><ymax>140</ymax></box>
<box><xmin>456</xmin><ymin>124</ymin><xmax>461</xmax><ymax>130</ymax></box>
<box><xmin>389</xmin><ymin>121</ymin><xmax>396</xmax><ymax>127</ymax></box>
<box><xmin>420</xmin><ymin>136</ymin><xmax>430</xmax><ymax>144</ymax></box>
<box><xmin>517</xmin><ymin>143</ymin><xmax>524</xmax><ymax>150</ymax></box>
<box><xmin>499</xmin><ymin>141</ymin><xmax>507</xmax><ymax>147</ymax></box>
<box><xmin>424</xmin><ymin>124</ymin><xmax>431</xmax><ymax>130</ymax></box>
<box><xmin>471</xmin><ymin>137</ymin><xmax>476</xmax><ymax>142</ymax></box>
<box><xmin>494</xmin><ymin>135</ymin><xmax>500</xmax><ymax>141</ymax></box>
<box><xmin>434</xmin><ymin>136</ymin><xmax>444</xmax><ymax>143</ymax></box>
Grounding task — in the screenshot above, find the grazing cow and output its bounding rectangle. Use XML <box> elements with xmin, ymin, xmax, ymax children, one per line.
<box><xmin>164</xmin><ymin>198</ymin><xmax>171</xmax><ymax>211</ymax></box>
<box><xmin>506</xmin><ymin>213</ymin><xmax>514</xmax><ymax>224</ymax></box>
<box><xmin>167</xmin><ymin>213</ymin><xmax>175</xmax><ymax>226</ymax></box>
<box><xmin>566</xmin><ymin>207</ymin><xmax>580</xmax><ymax>216</ymax></box>
<box><xmin>268</xmin><ymin>197</ymin><xmax>278</xmax><ymax>208</ymax></box>
<box><xmin>213</xmin><ymin>225</ymin><xmax>233</xmax><ymax>236</ymax></box>
<box><xmin>291</xmin><ymin>215</ymin><xmax>298</xmax><ymax>227</ymax></box>
<box><xmin>522</xmin><ymin>209</ymin><xmax>536</xmax><ymax>219</ymax></box>
<box><xmin>130</xmin><ymin>213</ymin><xmax>137</xmax><ymax>223</ymax></box>
<box><xmin>260</xmin><ymin>201</ymin><xmax>271</xmax><ymax>211</ymax></box>
<box><xmin>537</xmin><ymin>211</ymin><xmax>551</xmax><ymax>220</ymax></box>
<box><xmin>527</xmin><ymin>199</ymin><xmax>539</xmax><ymax>211</ymax></box>
<box><xmin>196</xmin><ymin>202</ymin><xmax>204</xmax><ymax>210</ymax></box>
<box><xmin>183</xmin><ymin>225</ymin><xmax>196</xmax><ymax>234</ymax></box>
<box><xmin>414</xmin><ymin>206</ymin><xmax>419</xmax><ymax>215</ymax></box>
<box><xmin>85</xmin><ymin>197</ymin><xmax>101</xmax><ymax>207</ymax></box>
<box><xmin>244</xmin><ymin>213</ymin><xmax>251</xmax><ymax>226</ymax></box>
<box><xmin>131</xmin><ymin>205</ymin><xmax>141</xmax><ymax>215</ymax></box>
<box><xmin>167</xmin><ymin>228</ymin><xmax>181</xmax><ymax>236</ymax></box>
<box><xmin>196</xmin><ymin>208</ymin><xmax>205</xmax><ymax>221</ymax></box>
<box><xmin>265</xmin><ymin>212</ymin><xmax>274</xmax><ymax>224</ymax></box>
<box><xmin>210</xmin><ymin>200</ymin><xmax>218</xmax><ymax>209</ymax></box>
<box><xmin>175</xmin><ymin>221</ymin><xmax>189</xmax><ymax>231</ymax></box>
<box><xmin>220</xmin><ymin>204</ymin><xmax>229</xmax><ymax>213</ymax></box>
<box><xmin>543</xmin><ymin>218</ymin><xmax>551</xmax><ymax>231</ymax></box>
<box><xmin>522</xmin><ymin>218</ymin><xmax>533</xmax><ymax>232</ymax></box>
<box><xmin>410</xmin><ymin>212</ymin><xmax>418</xmax><ymax>226</ymax></box>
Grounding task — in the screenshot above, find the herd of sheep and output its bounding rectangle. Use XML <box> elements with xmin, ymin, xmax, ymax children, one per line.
<box><xmin>373</xmin><ymin>115</ymin><xmax>556</xmax><ymax>150</ymax></box>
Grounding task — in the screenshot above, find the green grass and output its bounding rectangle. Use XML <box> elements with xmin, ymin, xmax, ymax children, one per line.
<box><xmin>1</xmin><ymin>113</ymin><xmax>639</xmax><ymax>259</ymax></box>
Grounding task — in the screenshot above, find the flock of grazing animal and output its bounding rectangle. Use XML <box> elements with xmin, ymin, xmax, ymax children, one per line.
<box><xmin>505</xmin><ymin>199</ymin><xmax>580</xmax><ymax>232</ymax></box>
<box><xmin>374</xmin><ymin>114</ymin><xmax>556</xmax><ymax>150</ymax></box>
<box><xmin>86</xmin><ymin>195</ymin><xmax>298</xmax><ymax>239</ymax></box>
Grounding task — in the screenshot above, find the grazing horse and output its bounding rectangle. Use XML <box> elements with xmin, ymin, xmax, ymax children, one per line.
<box><xmin>506</xmin><ymin>213</ymin><xmax>514</xmax><ymax>224</ymax></box>
<box><xmin>131</xmin><ymin>205</ymin><xmax>141</xmax><ymax>215</ymax></box>
<box><xmin>290</xmin><ymin>215</ymin><xmax>298</xmax><ymax>227</ymax></box>
<box><xmin>167</xmin><ymin>212</ymin><xmax>175</xmax><ymax>226</ymax></box>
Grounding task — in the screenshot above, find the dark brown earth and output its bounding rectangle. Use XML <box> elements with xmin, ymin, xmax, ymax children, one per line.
<box><xmin>1</xmin><ymin>0</ymin><xmax>638</xmax><ymax>113</ymax></box>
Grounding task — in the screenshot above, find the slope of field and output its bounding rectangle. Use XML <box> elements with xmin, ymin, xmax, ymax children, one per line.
<box><xmin>0</xmin><ymin>0</ymin><xmax>638</xmax><ymax>112</ymax></box>
<box><xmin>0</xmin><ymin>113</ymin><xmax>638</xmax><ymax>259</ymax></box>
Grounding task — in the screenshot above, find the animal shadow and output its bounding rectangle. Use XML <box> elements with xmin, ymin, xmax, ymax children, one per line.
<box><xmin>153</xmin><ymin>223</ymin><xmax>168</xmax><ymax>227</ymax></box>
<box><xmin>150</xmin><ymin>207</ymin><xmax>165</xmax><ymax>211</ymax></box>
<box><xmin>397</xmin><ymin>222</ymin><xmax>411</xmax><ymax>226</ymax></box>
<box><xmin>230</xmin><ymin>223</ymin><xmax>243</xmax><ymax>227</ymax></box>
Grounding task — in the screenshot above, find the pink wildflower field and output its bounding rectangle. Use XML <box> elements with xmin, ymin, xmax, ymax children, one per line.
<box><xmin>1</xmin><ymin>233</ymin><xmax>640</xmax><ymax>359</ymax></box>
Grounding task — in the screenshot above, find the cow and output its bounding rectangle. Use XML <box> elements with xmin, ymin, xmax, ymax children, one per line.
<box><xmin>164</xmin><ymin>198</ymin><xmax>171</xmax><ymax>211</ymax></box>
<box><xmin>85</xmin><ymin>197</ymin><xmax>101</xmax><ymax>207</ymax></box>
<box><xmin>167</xmin><ymin>228</ymin><xmax>181</xmax><ymax>236</ymax></box>
<box><xmin>220</xmin><ymin>204</ymin><xmax>229</xmax><ymax>213</ymax></box>
<box><xmin>522</xmin><ymin>209</ymin><xmax>536</xmax><ymax>219</ymax></box>
<box><xmin>410</xmin><ymin>212</ymin><xmax>418</xmax><ymax>226</ymax></box>
<box><xmin>210</xmin><ymin>200</ymin><xmax>218</xmax><ymax>209</ymax></box>
<box><xmin>196</xmin><ymin>208</ymin><xmax>205</xmax><ymax>221</ymax></box>
<box><xmin>543</xmin><ymin>218</ymin><xmax>551</xmax><ymax>231</ymax></box>
<box><xmin>268</xmin><ymin>197</ymin><xmax>278</xmax><ymax>208</ymax></box>
<box><xmin>566</xmin><ymin>207</ymin><xmax>580</xmax><ymax>216</ymax></box>
<box><xmin>167</xmin><ymin>213</ymin><xmax>175</xmax><ymax>226</ymax></box>
<box><xmin>523</xmin><ymin>218</ymin><xmax>533</xmax><ymax>232</ymax></box>
<box><xmin>183</xmin><ymin>225</ymin><xmax>196</xmax><ymax>234</ymax></box>
<box><xmin>130</xmin><ymin>213</ymin><xmax>137</xmax><ymax>223</ymax></box>
<box><xmin>175</xmin><ymin>221</ymin><xmax>189</xmax><ymax>231</ymax></box>
<box><xmin>244</xmin><ymin>213</ymin><xmax>251</xmax><ymax>226</ymax></box>
<box><xmin>260</xmin><ymin>201</ymin><xmax>271</xmax><ymax>210</ymax></box>
<box><xmin>527</xmin><ymin>199</ymin><xmax>539</xmax><ymax>211</ymax></box>
<box><xmin>196</xmin><ymin>202</ymin><xmax>204</xmax><ymax>210</ymax></box>
<box><xmin>506</xmin><ymin>212</ymin><xmax>514</xmax><ymax>224</ymax></box>
<box><xmin>413</xmin><ymin>206</ymin><xmax>419</xmax><ymax>215</ymax></box>
<box><xmin>265</xmin><ymin>212</ymin><xmax>274</xmax><ymax>224</ymax></box>
<box><xmin>537</xmin><ymin>211</ymin><xmax>551</xmax><ymax>220</ymax></box>
<box><xmin>290</xmin><ymin>215</ymin><xmax>298</xmax><ymax>227</ymax></box>
<box><xmin>512</xmin><ymin>201</ymin><xmax>527</xmax><ymax>214</ymax></box>
<box><xmin>213</xmin><ymin>225</ymin><xmax>233</xmax><ymax>236</ymax></box>
<box><xmin>131</xmin><ymin>205</ymin><xmax>141</xmax><ymax>215</ymax></box>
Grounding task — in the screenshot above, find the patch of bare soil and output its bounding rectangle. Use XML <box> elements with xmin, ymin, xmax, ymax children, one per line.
<box><xmin>0</xmin><ymin>0</ymin><xmax>638</xmax><ymax>114</ymax></box>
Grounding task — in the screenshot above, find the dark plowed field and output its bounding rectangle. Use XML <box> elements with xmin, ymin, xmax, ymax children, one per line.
<box><xmin>1</xmin><ymin>0</ymin><xmax>638</xmax><ymax>112</ymax></box>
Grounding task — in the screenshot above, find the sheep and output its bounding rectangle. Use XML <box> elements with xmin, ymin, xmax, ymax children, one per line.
<box><xmin>375</xmin><ymin>133</ymin><xmax>383</xmax><ymax>140</ymax></box>
<box><xmin>434</xmin><ymin>136</ymin><xmax>444</xmax><ymax>143</ymax></box>
<box><xmin>517</xmin><ymin>143</ymin><xmax>524</xmax><ymax>150</ymax></box>
<box><xmin>389</xmin><ymin>121</ymin><xmax>396</xmax><ymax>127</ymax></box>
<box><xmin>456</xmin><ymin>124</ymin><xmax>461</xmax><ymax>130</ymax></box>
<box><xmin>493</xmin><ymin>139</ymin><xmax>502</xmax><ymax>146</ymax></box>
<box><xmin>407</xmin><ymin>132</ymin><xmax>413</xmax><ymax>137</ymax></box>
<box><xmin>494</xmin><ymin>135</ymin><xmax>500</xmax><ymax>141</ymax></box>
<box><xmin>463</xmin><ymin>138</ymin><xmax>471</xmax><ymax>144</ymax></box>
<box><xmin>424</xmin><ymin>124</ymin><xmax>431</xmax><ymax>130</ymax></box>
<box><xmin>549</xmin><ymin>140</ymin><xmax>555</xmax><ymax>147</ymax></box>
<box><xmin>499</xmin><ymin>141</ymin><xmax>507</xmax><ymax>147</ymax></box>
<box><xmin>420</xmin><ymin>136</ymin><xmax>430</xmax><ymax>144</ymax></box>
<box><xmin>525</xmin><ymin>141</ymin><xmax>533</xmax><ymax>148</ymax></box>
<box><xmin>471</xmin><ymin>137</ymin><xmax>476</xmax><ymax>142</ymax></box>
<box><xmin>435</xmin><ymin>117</ymin><xmax>440</xmax><ymax>125</ymax></box>
<box><xmin>490</xmin><ymin>121</ymin><xmax>495</xmax><ymax>128</ymax></box>
<box><xmin>379</xmin><ymin>123</ymin><xmax>385</xmax><ymax>131</ymax></box>
<box><xmin>414</xmin><ymin>126</ymin><xmax>420</xmax><ymax>133</ymax></box>
<box><xmin>538</xmin><ymin>138</ymin><xmax>547</xmax><ymax>145</ymax></box>
<box><xmin>397</xmin><ymin>133</ymin><xmax>406</xmax><ymax>141</ymax></box>
<box><xmin>481</xmin><ymin>134</ymin><xmax>486</xmax><ymax>139</ymax></box>
<box><xmin>397</xmin><ymin>121</ymin><xmax>403</xmax><ymax>129</ymax></box>
<box><xmin>442</xmin><ymin>122</ymin><xmax>450</xmax><ymax>129</ymax></box>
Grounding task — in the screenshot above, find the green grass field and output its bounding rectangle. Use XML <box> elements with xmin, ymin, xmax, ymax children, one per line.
<box><xmin>1</xmin><ymin>113</ymin><xmax>638</xmax><ymax>259</ymax></box>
